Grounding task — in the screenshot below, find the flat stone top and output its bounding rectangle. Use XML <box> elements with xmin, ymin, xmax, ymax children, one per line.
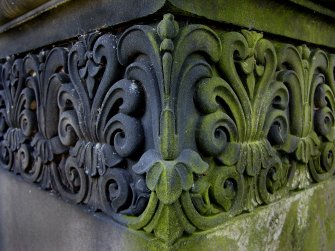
<box><xmin>310</xmin><ymin>0</ymin><xmax>335</xmax><ymax>9</ymax></box>
<box><xmin>0</xmin><ymin>0</ymin><xmax>335</xmax><ymax>57</ymax></box>
<box><xmin>0</xmin><ymin>0</ymin><xmax>50</xmax><ymax>24</ymax></box>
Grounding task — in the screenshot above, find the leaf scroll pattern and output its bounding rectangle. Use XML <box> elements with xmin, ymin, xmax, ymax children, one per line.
<box><xmin>21</xmin><ymin>48</ymin><xmax>68</xmax><ymax>188</ymax></box>
<box><xmin>0</xmin><ymin>57</ymin><xmax>36</xmax><ymax>174</ymax></box>
<box><xmin>55</xmin><ymin>33</ymin><xmax>149</xmax><ymax>214</ymax></box>
<box><xmin>276</xmin><ymin>45</ymin><xmax>335</xmax><ymax>186</ymax></box>
<box><xmin>0</xmin><ymin>13</ymin><xmax>335</xmax><ymax>245</ymax></box>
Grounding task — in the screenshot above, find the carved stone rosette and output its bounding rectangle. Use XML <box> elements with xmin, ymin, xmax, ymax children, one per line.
<box><xmin>1</xmin><ymin>14</ymin><xmax>335</xmax><ymax>245</ymax></box>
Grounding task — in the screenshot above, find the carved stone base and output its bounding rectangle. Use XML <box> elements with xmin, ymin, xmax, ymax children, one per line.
<box><xmin>1</xmin><ymin>0</ymin><xmax>335</xmax><ymax>250</ymax></box>
<box><xmin>1</xmin><ymin>168</ymin><xmax>335</xmax><ymax>250</ymax></box>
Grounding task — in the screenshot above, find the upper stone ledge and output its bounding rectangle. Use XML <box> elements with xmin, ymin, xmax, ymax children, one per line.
<box><xmin>310</xmin><ymin>0</ymin><xmax>335</xmax><ymax>10</ymax></box>
<box><xmin>167</xmin><ymin>0</ymin><xmax>335</xmax><ymax>49</ymax></box>
<box><xmin>1</xmin><ymin>0</ymin><xmax>335</xmax><ymax>58</ymax></box>
<box><xmin>288</xmin><ymin>0</ymin><xmax>335</xmax><ymax>18</ymax></box>
<box><xmin>0</xmin><ymin>0</ymin><xmax>70</xmax><ymax>32</ymax></box>
<box><xmin>0</xmin><ymin>0</ymin><xmax>167</xmax><ymax>58</ymax></box>
<box><xmin>0</xmin><ymin>0</ymin><xmax>50</xmax><ymax>24</ymax></box>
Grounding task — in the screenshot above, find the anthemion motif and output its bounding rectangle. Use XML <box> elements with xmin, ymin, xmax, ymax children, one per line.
<box><xmin>0</xmin><ymin>13</ymin><xmax>334</xmax><ymax>245</ymax></box>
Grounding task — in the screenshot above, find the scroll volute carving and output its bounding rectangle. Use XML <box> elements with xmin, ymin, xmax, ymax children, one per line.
<box><xmin>123</xmin><ymin>14</ymin><xmax>230</xmax><ymax>243</ymax></box>
<box><xmin>175</xmin><ymin>30</ymin><xmax>292</xmax><ymax>236</ymax></box>
<box><xmin>1</xmin><ymin>13</ymin><xmax>335</xmax><ymax>246</ymax></box>
<box><xmin>276</xmin><ymin>45</ymin><xmax>335</xmax><ymax>186</ymax></box>
<box><xmin>54</xmin><ymin>32</ymin><xmax>149</xmax><ymax>216</ymax></box>
<box><xmin>0</xmin><ymin>57</ymin><xmax>36</xmax><ymax>173</ymax></box>
<box><xmin>17</xmin><ymin>49</ymin><xmax>69</xmax><ymax>187</ymax></box>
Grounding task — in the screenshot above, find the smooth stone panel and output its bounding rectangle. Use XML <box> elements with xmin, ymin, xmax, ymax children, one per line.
<box><xmin>1</xmin><ymin>166</ymin><xmax>335</xmax><ymax>250</ymax></box>
<box><xmin>0</xmin><ymin>168</ymin><xmax>155</xmax><ymax>251</ymax></box>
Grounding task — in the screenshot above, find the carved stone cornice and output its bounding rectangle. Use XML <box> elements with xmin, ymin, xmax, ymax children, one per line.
<box><xmin>1</xmin><ymin>13</ymin><xmax>335</xmax><ymax>247</ymax></box>
<box><xmin>0</xmin><ymin>0</ymin><xmax>49</xmax><ymax>22</ymax></box>
<box><xmin>0</xmin><ymin>0</ymin><xmax>69</xmax><ymax>31</ymax></box>
<box><xmin>1</xmin><ymin>0</ymin><xmax>335</xmax><ymax>58</ymax></box>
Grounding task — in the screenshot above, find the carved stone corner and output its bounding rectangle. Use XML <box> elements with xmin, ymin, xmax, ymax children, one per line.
<box><xmin>1</xmin><ymin>12</ymin><xmax>335</xmax><ymax>248</ymax></box>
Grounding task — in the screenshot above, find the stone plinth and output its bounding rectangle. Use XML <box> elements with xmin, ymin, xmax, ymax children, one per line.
<box><xmin>1</xmin><ymin>1</ymin><xmax>335</xmax><ymax>250</ymax></box>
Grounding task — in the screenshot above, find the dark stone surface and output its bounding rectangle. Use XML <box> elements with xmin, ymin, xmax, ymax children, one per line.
<box><xmin>0</xmin><ymin>0</ymin><xmax>50</xmax><ymax>24</ymax></box>
<box><xmin>311</xmin><ymin>0</ymin><xmax>335</xmax><ymax>9</ymax></box>
<box><xmin>0</xmin><ymin>0</ymin><xmax>166</xmax><ymax>57</ymax></box>
<box><xmin>2</xmin><ymin>167</ymin><xmax>335</xmax><ymax>251</ymax></box>
<box><xmin>2</xmin><ymin>0</ymin><xmax>335</xmax><ymax>58</ymax></box>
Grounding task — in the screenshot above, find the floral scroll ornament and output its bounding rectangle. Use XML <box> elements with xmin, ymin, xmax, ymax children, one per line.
<box><xmin>133</xmin><ymin>149</ymin><xmax>208</xmax><ymax>204</ymax></box>
<box><xmin>115</xmin><ymin>13</ymin><xmax>218</xmax><ymax>243</ymax></box>
<box><xmin>0</xmin><ymin>57</ymin><xmax>36</xmax><ymax>173</ymax></box>
<box><xmin>276</xmin><ymin>44</ymin><xmax>335</xmax><ymax>187</ymax></box>
<box><xmin>1</xmin><ymin>12</ymin><xmax>335</xmax><ymax>247</ymax></box>
<box><xmin>132</xmin><ymin>15</ymin><xmax>209</xmax><ymax>206</ymax></box>
<box><xmin>55</xmin><ymin>32</ymin><xmax>148</xmax><ymax>213</ymax></box>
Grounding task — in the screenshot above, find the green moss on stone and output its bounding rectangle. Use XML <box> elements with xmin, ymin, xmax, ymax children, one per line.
<box><xmin>163</xmin><ymin>179</ymin><xmax>335</xmax><ymax>251</ymax></box>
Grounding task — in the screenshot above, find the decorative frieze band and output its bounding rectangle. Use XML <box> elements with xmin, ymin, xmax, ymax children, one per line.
<box><xmin>0</xmin><ymin>14</ymin><xmax>334</xmax><ymax>244</ymax></box>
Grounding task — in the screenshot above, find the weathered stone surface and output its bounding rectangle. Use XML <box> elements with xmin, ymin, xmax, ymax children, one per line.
<box><xmin>1</xmin><ymin>1</ymin><xmax>335</xmax><ymax>250</ymax></box>
<box><xmin>0</xmin><ymin>168</ymin><xmax>154</xmax><ymax>251</ymax></box>
<box><xmin>0</xmin><ymin>0</ymin><xmax>50</xmax><ymax>24</ymax></box>
<box><xmin>2</xmin><ymin>0</ymin><xmax>335</xmax><ymax>57</ymax></box>
<box><xmin>168</xmin><ymin>0</ymin><xmax>335</xmax><ymax>48</ymax></box>
<box><xmin>173</xmin><ymin>178</ymin><xmax>335</xmax><ymax>251</ymax></box>
<box><xmin>0</xmin><ymin>0</ymin><xmax>166</xmax><ymax>57</ymax></box>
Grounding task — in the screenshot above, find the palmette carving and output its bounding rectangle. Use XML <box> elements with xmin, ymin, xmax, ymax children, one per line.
<box><xmin>276</xmin><ymin>45</ymin><xmax>335</xmax><ymax>187</ymax></box>
<box><xmin>54</xmin><ymin>33</ymin><xmax>148</xmax><ymax>213</ymax></box>
<box><xmin>0</xmin><ymin>57</ymin><xmax>36</xmax><ymax>174</ymax></box>
<box><xmin>22</xmin><ymin>48</ymin><xmax>68</xmax><ymax>187</ymax></box>
<box><xmin>0</xmin><ymin>13</ymin><xmax>335</xmax><ymax>245</ymax></box>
